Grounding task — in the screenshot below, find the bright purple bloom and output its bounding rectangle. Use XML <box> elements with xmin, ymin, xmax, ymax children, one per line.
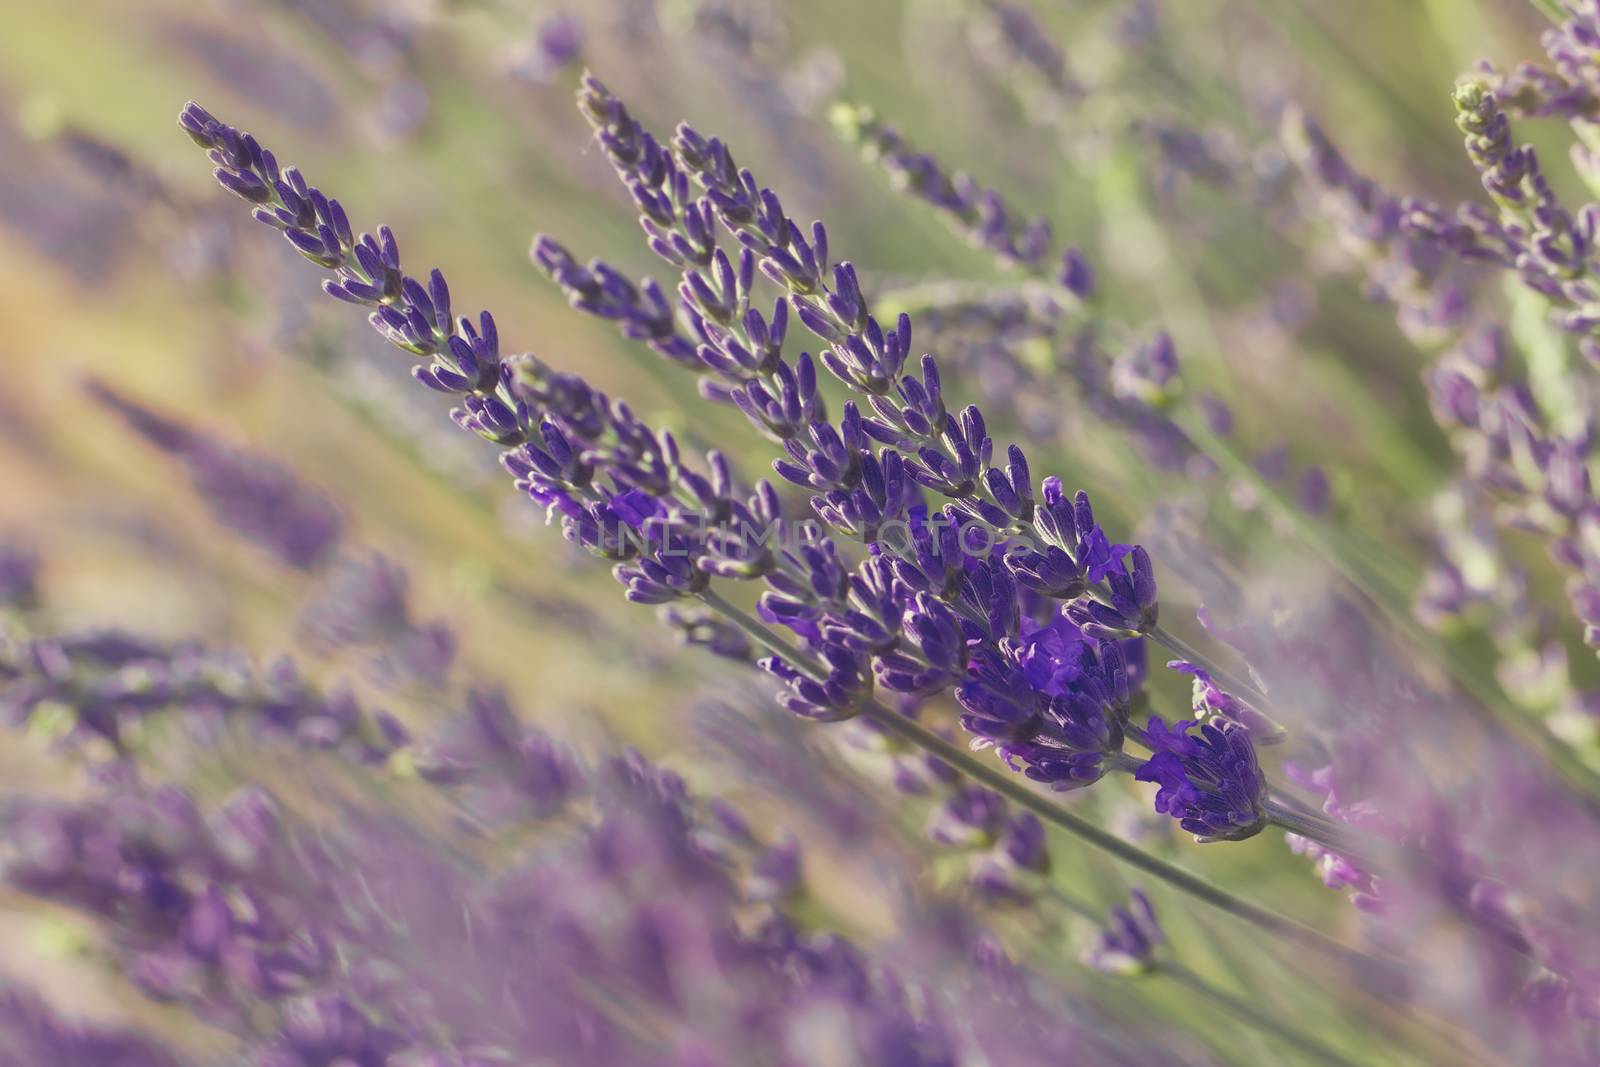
<box><xmin>1066</xmin><ymin>546</ymin><xmax>1159</xmax><ymax>639</ymax></box>
<box><xmin>1084</xmin><ymin>889</ymin><xmax>1163</xmax><ymax>976</ymax></box>
<box><xmin>1134</xmin><ymin>717</ymin><xmax>1267</xmax><ymax>842</ymax></box>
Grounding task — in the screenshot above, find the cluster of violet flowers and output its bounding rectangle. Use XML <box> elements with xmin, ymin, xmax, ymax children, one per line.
<box><xmin>175</xmin><ymin>88</ymin><xmax>1298</xmax><ymax>862</ymax></box>
<box><xmin>149</xmin><ymin>82</ymin><xmax>1486</xmax><ymax>1063</ymax></box>
<box><xmin>181</xmin><ymin>49</ymin><xmax>1600</xmax><ymax>1007</ymax></box>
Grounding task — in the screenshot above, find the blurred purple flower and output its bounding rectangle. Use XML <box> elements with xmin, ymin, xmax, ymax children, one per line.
<box><xmin>86</xmin><ymin>378</ymin><xmax>344</xmax><ymax>571</ymax></box>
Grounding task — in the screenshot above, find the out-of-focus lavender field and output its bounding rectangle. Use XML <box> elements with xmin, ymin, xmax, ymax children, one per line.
<box><xmin>4</xmin><ymin>1</ymin><xmax>1600</xmax><ymax>1064</ymax></box>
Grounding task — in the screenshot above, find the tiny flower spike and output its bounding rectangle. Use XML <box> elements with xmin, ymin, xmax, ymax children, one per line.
<box><xmin>1085</xmin><ymin>889</ymin><xmax>1163</xmax><ymax>976</ymax></box>
<box><xmin>1066</xmin><ymin>545</ymin><xmax>1160</xmax><ymax>640</ymax></box>
<box><xmin>1401</xmin><ymin>80</ymin><xmax>1600</xmax><ymax>339</ymax></box>
<box><xmin>831</xmin><ymin>102</ymin><xmax>1056</xmax><ymax>270</ymax></box>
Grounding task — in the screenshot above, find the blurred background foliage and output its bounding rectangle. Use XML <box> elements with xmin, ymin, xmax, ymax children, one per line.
<box><xmin>0</xmin><ymin>0</ymin><xmax>1579</xmax><ymax>1059</ymax></box>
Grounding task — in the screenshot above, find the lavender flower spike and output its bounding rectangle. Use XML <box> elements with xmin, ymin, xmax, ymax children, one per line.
<box><xmin>176</xmin><ymin>99</ymin><xmax>866</xmax><ymax>725</ymax></box>
<box><xmin>1133</xmin><ymin>716</ymin><xmax>1268</xmax><ymax>842</ymax></box>
<box><xmin>85</xmin><ymin>377</ymin><xmax>345</xmax><ymax>571</ymax></box>
<box><xmin>832</xmin><ymin>102</ymin><xmax>1056</xmax><ymax>269</ymax></box>
<box><xmin>1084</xmin><ymin>888</ymin><xmax>1164</xmax><ymax>976</ymax></box>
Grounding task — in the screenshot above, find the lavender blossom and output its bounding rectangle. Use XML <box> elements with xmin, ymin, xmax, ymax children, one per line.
<box><xmin>0</xmin><ymin>987</ymin><xmax>179</xmax><ymax>1067</ymax></box>
<box><xmin>831</xmin><ymin>103</ymin><xmax>1055</xmax><ymax>269</ymax></box>
<box><xmin>1402</xmin><ymin>82</ymin><xmax>1599</xmax><ymax>337</ymax></box>
<box><xmin>0</xmin><ymin>625</ymin><xmax>406</xmax><ymax>764</ymax></box>
<box><xmin>1084</xmin><ymin>888</ymin><xmax>1163</xmax><ymax>976</ymax></box>
<box><xmin>86</xmin><ymin>378</ymin><xmax>344</xmax><ymax>571</ymax></box>
<box><xmin>563</xmin><ymin>75</ymin><xmax>1186</xmax><ymax>773</ymax></box>
<box><xmin>1132</xmin><ymin>717</ymin><xmax>1267</xmax><ymax>842</ymax></box>
<box><xmin>1486</xmin><ymin>3</ymin><xmax>1600</xmax><ymax>124</ymax></box>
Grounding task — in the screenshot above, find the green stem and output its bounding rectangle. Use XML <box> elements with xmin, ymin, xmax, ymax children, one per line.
<box><xmin>1261</xmin><ymin>795</ymin><xmax>1394</xmax><ymax>880</ymax></box>
<box><xmin>698</xmin><ymin>590</ymin><xmax>1392</xmax><ymax>975</ymax></box>
<box><xmin>1526</xmin><ymin>0</ymin><xmax>1567</xmax><ymax>23</ymax></box>
<box><xmin>865</xmin><ymin>710</ymin><xmax>1378</xmax><ymax>967</ymax></box>
<box><xmin>1160</xmin><ymin>961</ymin><xmax>1366</xmax><ymax>1067</ymax></box>
<box><xmin>1263</xmin><ymin>796</ymin><xmax>1349</xmax><ymax>848</ymax></box>
<box><xmin>1148</xmin><ymin>624</ymin><xmax>1274</xmax><ymax>711</ymax></box>
<box><xmin>698</xmin><ymin>589</ymin><xmax>829</xmax><ymax>682</ymax></box>
<box><xmin>1038</xmin><ymin>882</ymin><xmax>1103</xmax><ymax>922</ymax></box>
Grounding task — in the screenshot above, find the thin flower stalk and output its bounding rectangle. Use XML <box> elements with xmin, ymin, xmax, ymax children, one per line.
<box><xmin>1081</xmin><ymin>889</ymin><xmax>1370</xmax><ymax>1067</ymax></box>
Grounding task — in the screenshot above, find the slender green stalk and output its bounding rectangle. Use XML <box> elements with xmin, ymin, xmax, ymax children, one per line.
<box><xmin>1526</xmin><ymin>0</ymin><xmax>1567</xmax><ymax>23</ymax></box>
<box><xmin>1038</xmin><ymin>883</ymin><xmax>1103</xmax><ymax>922</ymax></box>
<box><xmin>1160</xmin><ymin>961</ymin><xmax>1366</xmax><ymax>1067</ymax></box>
<box><xmin>697</xmin><ymin>589</ymin><xmax>1394</xmax><ymax>975</ymax></box>
<box><xmin>1261</xmin><ymin>796</ymin><xmax>1394</xmax><ymax>880</ymax></box>
<box><xmin>1148</xmin><ymin>623</ymin><xmax>1276</xmax><ymax>713</ymax></box>
<box><xmin>1263</xmin><ymin>797</ymin><xmax>1350</xmax><ymax>848</ymax></box>
<box><xmin>868</xmin><ymin>708</ymin><xmax>1384</xmax><ymax>967</ymax></box>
